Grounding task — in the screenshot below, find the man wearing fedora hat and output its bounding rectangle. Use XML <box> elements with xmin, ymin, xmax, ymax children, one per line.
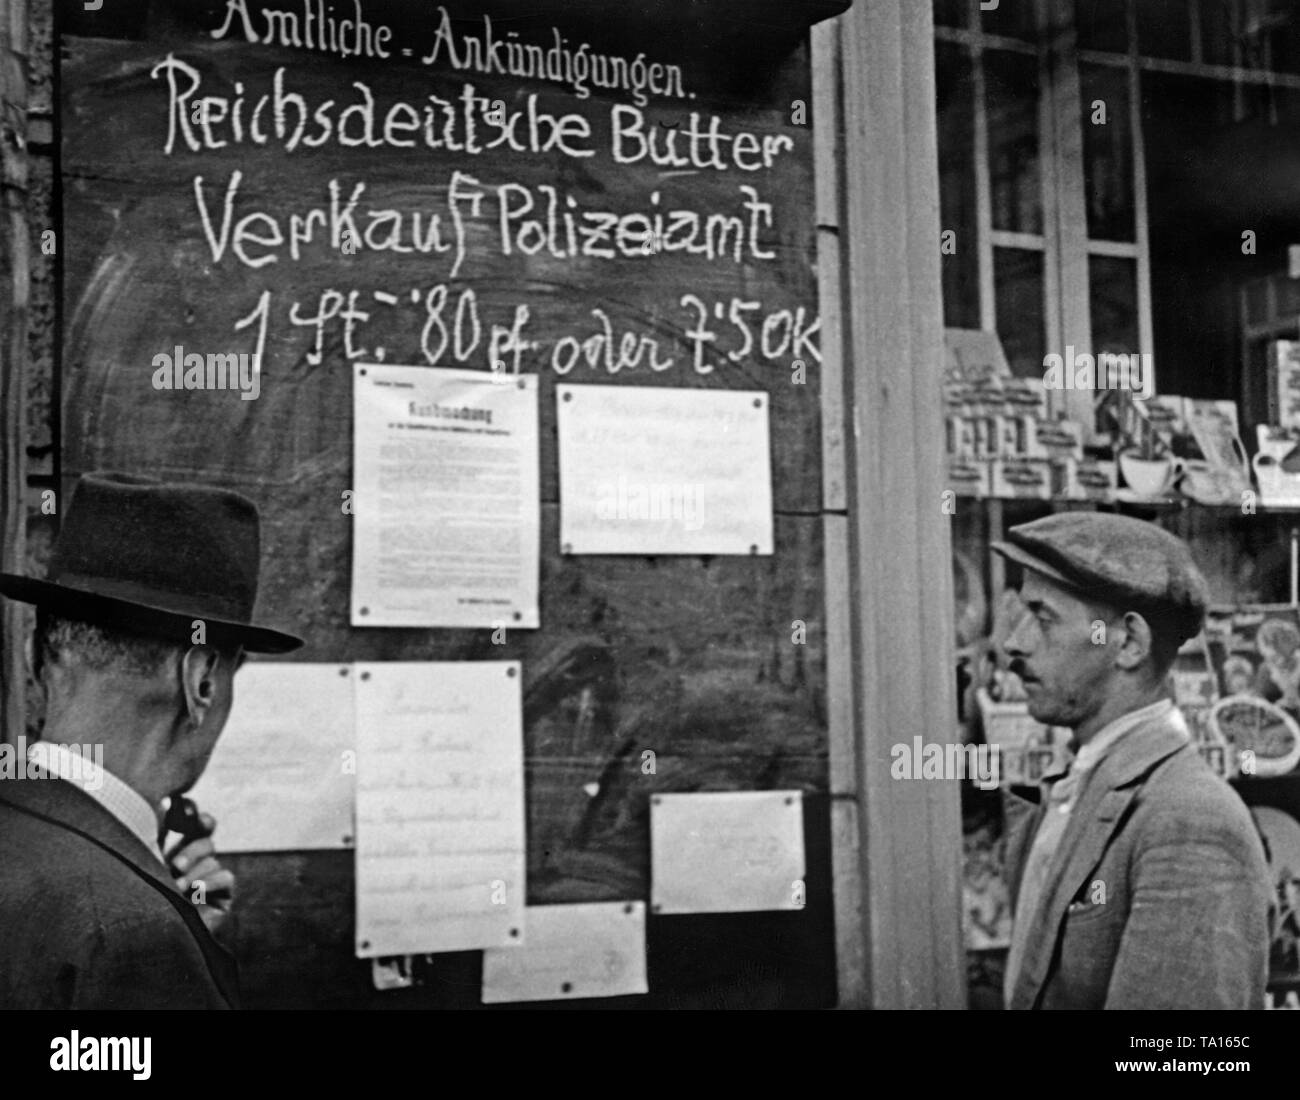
<box><xmin>0</xmin><ymin>473</ymin><xmax>301</xmax><ymax>1009</ymax></box>
<box><xmin>994</xmin><ymin>512</ymin><xmax>1271</xmax><ymax>1010</ymax></box>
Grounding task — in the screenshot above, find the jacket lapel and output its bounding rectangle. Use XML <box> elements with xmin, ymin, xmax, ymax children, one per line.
<box><xmin>0</xmin><ymin>776</ymin><xmax>240</xmax><ymax>1006</ymax></box>
<box><xmin>1001</xmin><ymin>787</ymin><xmax>1045</xmax><ymax>912</ymax></box>
<box><xmin>1010</xmin><ymin>710</ymin><xmax>1191</xmax><ymax>1009</ymax></box>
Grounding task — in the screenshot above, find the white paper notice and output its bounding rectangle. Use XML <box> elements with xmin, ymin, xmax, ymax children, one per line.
<box><xmin>352</xmin><ymin>364</ymin><xmax>540</xmax><ymax>628</ymax></box>
<box><xmin>354</xmin><ymin>661</ymin><xmax>525</xmax><ymax>957</ymax></box>
<box><xmin>556</xmin><ymin>384</ymin><xmax>773</xmax><ymax>555</ymax></box>
<box><xmin>481</xmin><ymin>902</ymin><xmax>649</xmax><ymax>1004</ymax></box>
<box><xmin>650</xmin><ymin>791</ymin><xmax>806</xmax><ymax>914</ymax></box>
<box><xmin>189</xmin><ymin>663</ymin><xmax>354</xmax><ymax>852</ymax></box>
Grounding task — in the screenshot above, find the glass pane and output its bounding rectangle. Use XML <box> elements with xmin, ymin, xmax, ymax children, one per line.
<box><xmin>994</xmin><ymin>247</ymin><xmax>1047</xmax><ymax>378</ymax></box>
<box><xmin>1135</xmin><ymin>0</ymin><xmax>1193</xmax><ymax>60</ymax></box>
<box><xmin>985</xmin><ymin>51</ymin><xmax>1043</xmax><ymax>235</ymax></box>
<box><xmin>1080</xmin><ymin>64</ymin><xmax>1135</xmax><ymax>241</ymax></box>
<box><xmin>1202</xmin><ymin>0</ymin><xmax>1300</xmax><ymax>73</ymax></box>
<box><xmin>1244</xmin><ymin>278</ymin><xmax>1270</xmax><ymax>327</ymax></box>
<box><xmin>1075</xmin><ymin>0</ymin><xmax>1130</xmax><ymax>53</ymax></box>
<box><xmin>1243</xmin><ymin>337</ymin><xmax>1273</xmax><ymax>433</ymax></box>
<box><xmin>933</xmin><ymin>0</ymin><xmax>969</xmax><ymax>29</ymax></box>
<box><xmin>1278</xmin><ymin>274</ymin><xmax>1300</xmax><ymax>319</ymax></box>
<box><xmin>1089</xmin><ymin>254</ymin><xmax>1140</xmax><ymax>353</ymax></box>
<box><xmin>1201</xmin><ymin>1</ymin><xmax>1238</xmax><ymax>66</ymax></box>
<box><xmin>981</xmin><ymin>0</ymin><xmax>1038</xmax><ymax>42</ymax></box>
<box><xmin>936</xmin><ymin>42</ymin><xmax>981</xmax><ymax>329</ymax></box>
<box><xmin>1090</xmin><ymin>255</ymin><xmax>1140</xmax><ymax>429</ymax></box>
<box><xmin>1263</xmin><ymin>2</ymin><xmax>1300</xmax><ymax>75</ymax></box>
<box><xmin>1140</xmin><ymin>68</ymin><xmax>1237</xmax><ymax>138</ymax></box>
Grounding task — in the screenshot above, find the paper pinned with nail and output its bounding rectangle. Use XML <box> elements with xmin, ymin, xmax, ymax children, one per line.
<box><xmin>351</xmin><ymin>364</ymin><xmax>540</xmax><ymax>628</ymax></box>
<box><xmin>189</xmin><ymin>663</ymin><xmax>354</xmax><ymax>852</ymax></box>
<box><xmin>556</xmin><ymin>383</ymin><xmax>773</xmax><ymax>555</ymax></box>
<box><xmin>650</xmin><ymin>790</ymin><xmax>806</xmax><ymax>914</ymax></box>
<box><xmin>481</xmin><ymin>902</ymin><xmax>649</xmax><ymax>1003</ymax></box>
<box><xmin>354</xmin><ymin>661</ymin><xmax>526</xmax><ymax>957</ymax></box>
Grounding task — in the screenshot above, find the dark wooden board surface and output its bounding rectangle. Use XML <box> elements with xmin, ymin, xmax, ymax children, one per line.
<box><xmin>223</xmin><ymin>789</ymin><xmax>835</xmax><ymax>1009</ymax></box>
<box><xmin>60</xmin><ymin>0</ymin><xmax>831</xmax><ymax>1007</ymax></box>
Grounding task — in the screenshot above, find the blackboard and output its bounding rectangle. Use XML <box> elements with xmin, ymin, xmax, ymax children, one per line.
<box><xmin>60</xmin><ymin>0</ymin><xmax>834</xmax><ymax>1008</ymax></box>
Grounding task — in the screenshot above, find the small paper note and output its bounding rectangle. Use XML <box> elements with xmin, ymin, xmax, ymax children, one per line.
<box><xmin>354</xmin><ymin>661</ymin><xmax>525</xmax><ymax>957</ymax></box>
<box><xmin>481</xmin><ymin>902</ymin><xmax>649</xmax><ymax>1003</ymax></box>
<box><xmin>189</xmin><ymin>663</ymin><xmax>354</xmax><ymax>852</ymax></box>
<box><xmin>650</xmin><ymin>791</ymin><xmax>806</xmax><ymax>914</ymax></box>
<box><xmin>556</xmin><ymin>384</ymin><xmax>773</xmax><ymax>555</ymax></box>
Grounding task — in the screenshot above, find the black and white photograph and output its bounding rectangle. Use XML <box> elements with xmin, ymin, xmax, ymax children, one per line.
<box><xmin>1</xmin><ymin>0</ymin><xmax>1299</xmax><ymax>1080</ymax></box>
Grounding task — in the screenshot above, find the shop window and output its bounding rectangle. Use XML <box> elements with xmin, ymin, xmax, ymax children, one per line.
<box><xmin>994</xmin><ymin>247</ymin><xmax>1047</xmax><ymax>377</ymax></box>
<box><xmin>942</xmin><ymin>0</ymin><xmax>1300</xmax><ymax>1016</ymax></box>
<box><xmin>1075</xmin><ymin>0</ymin><xmax>1130</xmax><ymax>53</ymax></box>
<box><xmin>1080</xmin><ymin>64</ymin><xmax>1135</xmax><ymax>241</ymax></box>
<box><xmin>936</xmin><ymin>41</ymin><xmax>980</xmax><ymax>329</ymax></box>
<box><xmin>985</xmin><ymin>51</ymin><xmax>1043</xmax><ymax>236</ymax></box>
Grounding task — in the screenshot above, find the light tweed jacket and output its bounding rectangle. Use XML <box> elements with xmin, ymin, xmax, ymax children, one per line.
<box><xmin>1003</xmin><ymin>707</ymin><xmax>1272</xmax><ymax>1010</ymax></box>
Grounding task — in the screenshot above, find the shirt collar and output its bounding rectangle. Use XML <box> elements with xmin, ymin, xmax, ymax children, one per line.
<box><xmin>1070</xmin><ymin>697</ymin><xmax>1183</xmax><ymax>775</ymax></box>
<box><xmin>26</xmin><ymin>741</ymin><xmax>167</xmax><ymax>867</ymax></box>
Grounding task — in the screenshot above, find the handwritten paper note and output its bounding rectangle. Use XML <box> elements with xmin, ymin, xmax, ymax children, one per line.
<box><xmin>189</xmin><ymin>663</ymin><xmax>354</xmax><ymax>852</ymax></box>
<box><xmin>354</xmin><ymin>661</ymin><xmax>525</xmax><ymax>957</ymax></box>
<box><xmin>650</xmin><ymin>791</ymin><xmax>805</xmax><ymax>914</ymax></box>
<box><xmin>481</xmin><ymin>902</ymin><xmax>649</xmax><ymax>1004</ymax></box>
<box><xmin>352</xmin><ymin>364</ymin><xmax>540</xmax><ymax>628</ymax></box>
<box><xmin>556</xmin><ymin>384</ymin><xmax>774</xmax><ymax>555</ymax></box>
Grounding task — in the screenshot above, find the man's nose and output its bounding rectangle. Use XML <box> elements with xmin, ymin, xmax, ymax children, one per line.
<box><xmin>1001</xmin><ymin>610</ymin><xmax>1031</xmax><ymax>659</ymax></box>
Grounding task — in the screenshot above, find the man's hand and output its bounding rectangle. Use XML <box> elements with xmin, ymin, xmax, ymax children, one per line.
<box><xmin>166</xmin><ymin>812</ymin><xmax>235</xmax><ymax>935</ymax></box>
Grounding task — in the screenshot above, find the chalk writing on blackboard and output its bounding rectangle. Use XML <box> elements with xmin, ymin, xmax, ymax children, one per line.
<box><xmin>146</xmin><ymin>26</ymin><xmax>819</xmax><ymax>378</ymax></box>
<box><xmin>189</xmin><ymin>171</ymin><xmax>784</xmax><ymax>272</ymax></box>
<box><xmin>212</xmin><ymin>2</ymin><xmax>690</xmax><ymax>108</ymax></box>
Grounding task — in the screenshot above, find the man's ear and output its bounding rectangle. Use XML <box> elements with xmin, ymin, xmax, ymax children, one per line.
<box><xmin>1117</xmin><ymin>611</ymin><xmax>1155</xmax><ymax>671</ymax></box>
<box><xmin>181</xmin><ymin>645</ymin><xmax>223</xmax><ymax>727</ymax></box>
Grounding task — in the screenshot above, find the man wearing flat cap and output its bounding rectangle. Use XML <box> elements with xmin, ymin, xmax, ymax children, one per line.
<box><xmin>0</xmin><ymin>473</ymin><xmax>301</xmax><ymax>1009</ymax></box>
<box><xmin>995</xmin><ymin>512</ymin><xmax>1271</xmax><ymax>1010</ymax></box>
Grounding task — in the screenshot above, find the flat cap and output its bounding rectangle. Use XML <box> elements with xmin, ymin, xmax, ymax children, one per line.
<box><xmin>991</xmin><ymin>512</ymin><xmax>1209</xmax><ymax>644</ymax></box>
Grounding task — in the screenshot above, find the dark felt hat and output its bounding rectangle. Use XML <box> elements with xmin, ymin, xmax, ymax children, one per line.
<box><xmin>0</xmin><ymin>472</ymin><xmax>302</xmax><ymax>653</ymax></box>
<box><xmin>991</xmin><ymin>512</ymin><xmax>1209</xmax><ymax>645</ymax></box>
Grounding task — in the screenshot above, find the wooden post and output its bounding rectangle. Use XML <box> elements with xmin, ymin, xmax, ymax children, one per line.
<box><xmin>832</xmin><ymin>0</ymin><xmax>965</xmax><ymax>1007</ymax></box>
<box><xmin>1044</xmin><ymin>0</ymin><xmax>1094</xmax><ymax>427</ymax></box>
<box><xmin>0</xmin><ymin>0</ymin><xmax>29</xmax><ymax>746</ymax></box>
<box><xmin>812</xmin><ymin>14</ymin><xmax>871</xmax><ymax>1009</ymax></box>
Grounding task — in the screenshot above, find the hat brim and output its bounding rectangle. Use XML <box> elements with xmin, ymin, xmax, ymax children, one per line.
<box><xmin>0</xmin><ymin>574</ymin><xmax>303</xmax><ymax>654</ymax></box>
<box><xmin>989</xmin><ymin>541</ymin><xmax>1143</xmax><ymax>607</ymax></box>
<box><xmin>989</xmin><ymin>541</ymin><xmax>1080</xmax><ymax>592</ymax></box>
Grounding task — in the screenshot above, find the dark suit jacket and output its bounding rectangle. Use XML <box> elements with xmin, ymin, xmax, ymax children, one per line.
<box><xmin>1003</xmin><ymin>707</ymin><xmax>1272</xmax><ymax>1010</ymax></box>
<box><xmin>0</xmin><ymin>775</ymin><xmax>239</xmax><ymax>1009</ymax></box>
